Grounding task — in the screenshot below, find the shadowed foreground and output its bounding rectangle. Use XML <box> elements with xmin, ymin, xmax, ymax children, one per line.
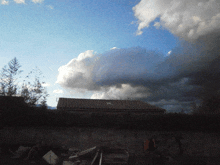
<box><xmin>1</xmin><ymin>126</ymin><xmax>220</xmax><ymax>164</ymax></box>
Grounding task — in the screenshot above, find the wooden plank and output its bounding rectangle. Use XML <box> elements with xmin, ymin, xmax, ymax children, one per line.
<box><xmin>99</xmin><ymin>152</ymin><xmax>102</xmax><ymax>165</ymax></box>
<box><xmin>91</xmin><ymin>150</ymin><xmax>100</xmax><ymax>165</ymax></box>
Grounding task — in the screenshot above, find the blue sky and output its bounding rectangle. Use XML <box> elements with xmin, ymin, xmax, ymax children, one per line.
<box><xmin>1</xmin><ymin>0</ymin><xmax>220</xmax><ymax>112</ymax></box>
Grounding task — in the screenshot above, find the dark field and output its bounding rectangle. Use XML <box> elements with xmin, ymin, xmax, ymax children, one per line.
<box><xmin>1</xmin><ymin>126</ymin><xmax>220</xmax><ymax>165</ymax></box>
<box><xmin>2</xmin><ymin>107</ymin><xmax>220</xmax><ymax>132</ymax></box>
<box><xmin>2</xmin><ymin>108</ymin><xmax>220</xmax><ymax>164</ymax></box>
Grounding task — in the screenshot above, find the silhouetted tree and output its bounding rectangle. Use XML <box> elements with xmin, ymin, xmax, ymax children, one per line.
<box><xmin>21</xmin><ymin>67</ymin><xmax>49</xmax><ymax>108</ymax></box>
<box><xmin>0</xmin><ymin>58</ymin><xmax>49</xmax><ymax>108</ymax></box>
<box><xmin>0</xmin><ymin>57</ymin><xmax>22</xmax><ymax>96</ymax></box>
<box><xmin>190</xmin><ymin>101</ymin><xmax>197</xmax><ymax>114</ymax></box>
<box><xmin>192</xmin><ymin>94</ymin><xmax>220</xmax><ymax>114</ymax></box>
<box><xmin>200</xmin><ymin>95</ymin><xmax>220</xmax><ymax>114</ymax></box>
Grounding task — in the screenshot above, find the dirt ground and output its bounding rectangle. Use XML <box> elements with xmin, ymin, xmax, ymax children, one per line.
<box><xmin>1</xmin><ymin>127</ymin><xmax>220</xmax><ymax>164</ymax></box>
<box><xmin>1</xmin><ymin>154</ymin><xmax>220</xmax><ymax>165</ymax></box>
<box><xmin>0</xmin><ymin>155</ymin><xmax>49</xmax><ymax>165</ymax></box>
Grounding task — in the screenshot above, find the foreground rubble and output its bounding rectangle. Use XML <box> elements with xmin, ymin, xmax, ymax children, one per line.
<box><xmin>0</xmin><ymin>144</ymin><xmax>131</xmax><ymax>165</ymax></box>
<box><xmin>1</xmin><ymin>143</ymin><xmax>220</xmax><ymax>165</ymax></box>
<box><xmin>61</xmin><ymin>146</ymin><xmax>130</xmax><ymax>165</ymax></box>
<box><xmin>1</xmin><ymin>127</ymin><xmax>220</xmax><ymax>165</ymax></box>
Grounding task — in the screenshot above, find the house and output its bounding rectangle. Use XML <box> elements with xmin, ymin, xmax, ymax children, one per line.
<box><xmin>0</xmin><ymin>96</ymin><xmax>28</xmax><ymax>126</ymax></box>
<box><xmin>0</xmin><ymin>96</ymin><xmax>27</xmax><ymax>109</ymax></box>
<box><xmin>57</xmin><ymin>98</ymin><xmax>166</xmax><ymax>114</ymax></box>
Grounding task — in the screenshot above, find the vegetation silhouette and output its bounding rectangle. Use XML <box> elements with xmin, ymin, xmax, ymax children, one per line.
<box><xmin>1</xmin><ymin>105</ymin><xmax>220</xmax><ymax>132</ymax></box>
<box><xmin>0</xmin><ymin>58</ymin><xmax>48</xmax><ymax>107</ymax></box>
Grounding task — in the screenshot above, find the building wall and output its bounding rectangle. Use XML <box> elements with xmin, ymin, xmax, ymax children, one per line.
<box><xmin>57</xmin><ymin>107</ymin><xmax>165</xmax><ymax>115</ymax></box>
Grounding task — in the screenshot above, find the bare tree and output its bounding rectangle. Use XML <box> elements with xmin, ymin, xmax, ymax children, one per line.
<box><xmin>0</xmin><ymin>58</ymin><xmax>49</xmax><ymax>110</ymax></box>
<box><xmin>21</xmin><ymin>67</ymin><xmax>49</xmax><ymax>107</ymax></box>
<box><xmin>0</xmin><ymin>57</ymin><xmax>22</xmax><ymax>96</ymax></box>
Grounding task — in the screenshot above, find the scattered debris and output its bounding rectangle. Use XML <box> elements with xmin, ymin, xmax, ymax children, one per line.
<box><xmin>99</xmin><ymin>152</ymin><xmax>102</xmax><ymax>165</ymax></box>
<box><xmin>143</xmin><ymin>136</ymin><xmax>181</xmax><ymax>164</ymax></box>
<box><xmin>69</xmin><ymin>146</ymin><xmax>97</xmax><ymax>160</ymax></box>
<box><xmin>91</xmin><ymin>150</ymin><xmax>100</xmax><ymax>165</ymax></box>
<box><xmin>4</xmin><ymin>136</ymin><xmax>184</xmax><ymax>165</ymax></box>
<box><xmin>144</xmin><ymin>138</ymin><xmax>156</xmax><ymax>152</ymax></box>
<box><xmin>62</xmin><ymin>160</ymin><xmax>74</xmax><ymax>165</ymax></box>
<box><xmin>43</xmin><ymin>150</ymin><xmax>59</xmax><ymax>165</ymax></box>
<box><xmin>80</xmin><ymin>160</ymin><xmax>89</xmax><ymax>165</ymax></box>
<box><xmin>65</xmin><ymin>146</ymin><xmax>129</xmax><ymax>165</ymax></box>
<box><xmin>5</xmin><ymin>137</ymin><xmax>181</xmax><ymax>165</ymax></box>
<box><xmin>9</xmin><ymin>146</ymin><xmax>31</xmax><ymax>159</ymax></box>
<box><xmin>101</xmin><ymin>147</ymin><xmax>129</xmax><ymax>164</ymax></box>
<box><xmin>68</xmin><ymin>148</ymin><xmax>80</xmax><ymax>155</ymax></box>
<box><xmin>77</xmin><ymin>146</ymin><xmax>97</xmax><ymax>157</ymax></box>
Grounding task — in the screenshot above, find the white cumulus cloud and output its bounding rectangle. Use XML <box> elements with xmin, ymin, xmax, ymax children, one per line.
<box><xmin>154</xmin><ymin>22</ymin><xmax>160</xmax><ymax>29</ymax></box>
<box><xmin>133</xmin><ymin>0</ymin><xmax>220</xmax><ymax>41</ymax></box>
<box><xmin>56</xmin><ymin>47</ymin><xmax>166</xmax><ymax>101</ymax></box>
<box><xmin>110</xmin><ymin>47</ymin><xmax>118</xmax><ymax>50</ymax></box>
<box><xmin>53</xmin><ymin>89</ymin><xmax>63</xmax><ymax>94</ymax></box>
<box><xmin>47</xmin><ymin>5</ymin><xmax>54</xmax><ymax>9</ymax></box>
<box><xmin>32</xmin><ymin>0</ymin><xmax>44</xmax><ymax>3</ymax></box>
<box><xmin>91</xmin><ymin>84</ymin><xmax>150</xmax><ymax>100</ymax></box>
<box><xmin>56</xmin><ymin>50</ymin><xmax>98</xmax><ymax>91</ymax></box>
<box><xmin>167</xmin><ymin>50</ymin><xmax>172</xmax><ymax>56</ymax></box>
<box><xmin>42</xmin><ymin>83</ymin><xmax>50</xmax><ymax>87</ymax></box>
<box><xmin>2</xmin><ymin>0</ymin><xmax>44</xmax><ymax>5</ymax></box>
<box><xmin>1</xmin><ymin>0</ymin><xmax>9</xmax><ymax>5</ymax></box>
<box><xmin>14</xmin><ymin>0</ymin><xmax>25</xmax><ymax>4</ymax></box>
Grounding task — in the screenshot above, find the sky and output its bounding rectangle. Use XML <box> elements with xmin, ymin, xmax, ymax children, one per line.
<box><xmin>0</xmin><ymin>0</ymin><xmax>220</xmax><ymax>112</ymax></box>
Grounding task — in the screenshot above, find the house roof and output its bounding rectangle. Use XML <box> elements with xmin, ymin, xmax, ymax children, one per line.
<box><xmin>57</xmin><ymin>98</ymin><xmax>165</xmax><ymax>112</ymax></box>
<box><xmin>0</xmin><ymin>96</ymin><xmax>27</xmax><ymax>107</ymax></box>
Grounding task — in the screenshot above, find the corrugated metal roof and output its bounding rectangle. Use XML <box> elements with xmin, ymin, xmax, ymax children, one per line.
<box><xmin>57</xmin><ymin>98</ymin><xmax>165</xmax><ymax>112</ymax></box>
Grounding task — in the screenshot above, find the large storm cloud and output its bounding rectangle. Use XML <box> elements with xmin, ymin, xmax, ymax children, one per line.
<box><xmin>56</xmin><ymin>0</ymin><xmax>220</xmax><ymax>112</ymax></box>
<box><xmin>56</xmin><ymin>47</ymin><xmax>166</xmax><ymax>93</ymax></box>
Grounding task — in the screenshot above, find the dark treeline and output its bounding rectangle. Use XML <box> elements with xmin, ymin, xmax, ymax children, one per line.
<box><xmin>0</xmin><ymin>58</ymin><xmax>48</xmax><ymax>108</ymax></box>
<box><xmin>1</xmin><ymin>106</ymin><xmax>220</xmax><ymax>132</ymax></box>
